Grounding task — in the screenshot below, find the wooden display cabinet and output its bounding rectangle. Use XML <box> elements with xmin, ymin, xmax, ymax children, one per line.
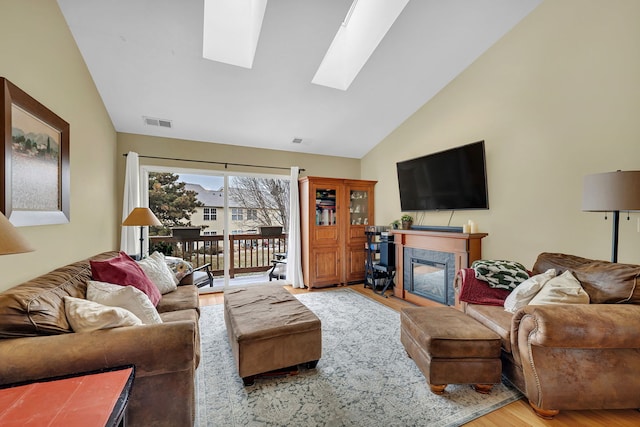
<box><xmin>299</xmin><ymin>177</ymin><xmax>376</xmax><ymax>288</ymax></box>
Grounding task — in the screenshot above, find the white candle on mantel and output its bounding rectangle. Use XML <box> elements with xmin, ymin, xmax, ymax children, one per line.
<box><xmin>462</xmin><ymin>224</ymin><xmax>470</xmax><ymax>233</ymax></box>
<box><xmin>469</xmin><ymin>220</ymin><xmax>478</xmax><ymax>234</ymax></box>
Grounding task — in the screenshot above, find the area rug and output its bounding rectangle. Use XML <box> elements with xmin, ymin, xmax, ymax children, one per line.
<box><xmin>195</xmin><ymin>288</ymin><xmax>522</xmax><ymax>426</ymax></box>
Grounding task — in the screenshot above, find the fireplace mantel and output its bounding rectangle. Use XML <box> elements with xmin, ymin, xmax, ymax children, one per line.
<box><xmin>391</xmin><ymin>229</ymin><xmax>488</xmax><ymax>308</ymax></box>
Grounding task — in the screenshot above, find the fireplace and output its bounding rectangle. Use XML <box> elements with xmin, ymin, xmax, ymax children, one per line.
<box><xmin>404</xmin><ymin>248</ymin><xmax>456</xmax><ymax>306</ymax></box>
<box><xmin>391</xmin><ymin>229</ymin><xmax>487</xmax><ymax>306</ymax></box>
<box><xmin>410</xmin><ymin>259</ymin><xmax>448</xmax><ymax>305</ymax></box>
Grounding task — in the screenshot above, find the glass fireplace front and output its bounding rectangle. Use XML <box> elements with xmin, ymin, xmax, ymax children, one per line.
<box><xmin>409</xmin><ymin>259</ymin><xmax>448</xmax><ymax>305</ymax></box>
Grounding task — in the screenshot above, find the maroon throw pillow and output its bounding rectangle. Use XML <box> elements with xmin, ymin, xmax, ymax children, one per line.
<box><xmin>90</xmin><ymin>252</ymin><xmax>161</xmax><ymax>306</ymax></box>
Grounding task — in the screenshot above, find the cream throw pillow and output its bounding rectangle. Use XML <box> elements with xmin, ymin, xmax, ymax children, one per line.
<box><xmin>503</xmin><ymin>269</ymin><xmax>556</xmax><ymax>313</ymax></box>
<box><xmin>528</xmin><ymin>270</ymin><xmax>590</xmax><ymax>306</ymax></box>
<box><xmin>87</xmin><ymin>280</ymin><xmax>163</xmax><ymax>324</ymax></box>
<box><xmin>150</xmin><ymin>251</ymin><xmax>180</xmax><ymax>285</ymax></box>
<box><xmin>64</xmin><ymin>296</ymin><xmax>142</xmax><ymax>332</ymax></box>
<box><xmin>137</xmin><ymin>252</ymin><xmax>178</xmax><ymax>294</ymax></box>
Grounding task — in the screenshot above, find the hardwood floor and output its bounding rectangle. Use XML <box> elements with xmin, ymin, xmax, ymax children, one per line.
<box><xmin>199</xmin><ymin>284</ymin><xmax>640</xmax><ymax>426</ymax></box>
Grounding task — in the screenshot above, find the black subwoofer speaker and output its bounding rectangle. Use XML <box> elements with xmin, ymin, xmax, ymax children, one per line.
<box><xmin>379</xmin><ymin>241</ymin><xmax>395</xmax><ymax>267</ymax></box>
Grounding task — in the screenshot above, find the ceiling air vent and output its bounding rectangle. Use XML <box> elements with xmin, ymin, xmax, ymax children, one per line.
<box><xmin>292</xmin><ymin>137</ymin><xmax>303</xmax><ymax>144</ymax></box>
<box><xmin>143</xmin><ymin>116</ymin><xmax>172</xmax><ymax>129</ymax></box>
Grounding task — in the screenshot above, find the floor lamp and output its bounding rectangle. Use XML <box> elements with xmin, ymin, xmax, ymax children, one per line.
<box><xmin>582</xmin><ymin>170</ymin><xmax>640</xmax><ymax>262</ymax></box>
<box><xmin>122</xmin><ymin>207</ymin><xmax>162</xmax><ymax>260</ymax></box>
<box><xmin>0</xmin><ymin>213</ymin><xmax>34</xmax><ymax>256</ymax></box>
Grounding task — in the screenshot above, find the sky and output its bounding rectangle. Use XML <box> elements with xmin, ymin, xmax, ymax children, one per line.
<box><xmin>178</xmin><ymin>174</ymin><xmax>224</xmax><ymax>190</ymax></box>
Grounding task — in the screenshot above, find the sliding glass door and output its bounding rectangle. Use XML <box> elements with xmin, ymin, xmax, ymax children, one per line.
<box><xmin>224</xmin><ymin>174</ymin><xmax>290</xmax><ymax>287</ymax></box>
<box><xmin>143</xmin><ymin>167</ymin><xmax>289</xmax><ymax>290</ymax></box>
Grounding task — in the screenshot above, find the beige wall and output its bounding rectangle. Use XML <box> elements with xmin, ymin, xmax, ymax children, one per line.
<box><xmin>117</xmin><ymin>133</ymin><xmax>361</xmax><ymax>220</ymax></box>
<box><xmin>0</xmin><ymin>1</ymin><xmax>118</xmax><ymax>291</ymax></box>
<box><xmin>3</xmin><ymin>0</ymin><xmax>638</xmax><ymax>292</ymax></box>
<box><xmin>362</xmin><ymin>0</ymin><xmax>640</xmax><ymax>267</ymax></box>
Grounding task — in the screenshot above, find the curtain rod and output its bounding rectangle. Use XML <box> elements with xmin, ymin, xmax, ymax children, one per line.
<box><xmin>123</xmin><ymin>153</ymin><xmax>304</xmax><ymax>172</ymax></box>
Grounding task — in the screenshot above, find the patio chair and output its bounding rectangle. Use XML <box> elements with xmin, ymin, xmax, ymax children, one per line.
<box><xmin>268</xmin><ymin>258</ymin><xmax>287</xmax><ymax>281</ymax></box>
<box><xmin>177</xmin><ymin>263</ymin><xmax>214</xmax><ymax>288</ymax></box>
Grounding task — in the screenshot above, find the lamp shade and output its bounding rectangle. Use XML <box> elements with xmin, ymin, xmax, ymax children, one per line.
<box><xmin>582</xmin><ymin>171</ymin><xmax>640</xmax><ymax>212</ymax></box>
<box><xmin>0</xmin><ymin>214</ymin><xmax>34</xmax><ymax>255</ymax></box>
<box><xmin>122</xmin><ymin>207</ymin><xmax>162</xmax><ymax>226</ymax></box>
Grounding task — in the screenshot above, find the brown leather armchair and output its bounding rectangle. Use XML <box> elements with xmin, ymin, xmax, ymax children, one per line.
<box><xmin>457</xmin><ymin>252</ymin><xmax>640</xmax><ymax>419</ymax></box>
<box><xmin>513</xmin><ymin>303</ymin><xmax>640</xmax><ymax>418</ymax></box>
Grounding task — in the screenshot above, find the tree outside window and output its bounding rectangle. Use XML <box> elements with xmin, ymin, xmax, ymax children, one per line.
<box><xmin>228</xmin><ymin>176</ymin><xmax>289</xmax><ymax>231</ymax></box>
<box><xmin>148</xmin><ymin>172</ymin><xmax>203</xmax><ymax>236</ymax></box>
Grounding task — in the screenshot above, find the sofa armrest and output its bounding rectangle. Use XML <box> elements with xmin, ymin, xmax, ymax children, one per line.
<box><xmin>513</xmin><ymin>304</ymin><xmax>640</xmax><ymax>349</ymax></box>
<box><xmin>0</xmin><ymin>320</ymin><xmax>197</xmax><ymax>385</ymax></box>
<box><xmin>512</xmin><ymin>304</ymin><xmax>640</xmax><ymax>412</ymax></box>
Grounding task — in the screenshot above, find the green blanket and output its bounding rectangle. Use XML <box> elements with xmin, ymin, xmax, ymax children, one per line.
<box><xmin>471</xmin><ymin>260</ymin><xmax>529</xmax><ymax>290</ymax></box>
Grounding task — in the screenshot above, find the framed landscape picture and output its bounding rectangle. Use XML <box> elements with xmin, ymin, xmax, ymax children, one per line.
<box><xmin>1</xmin><ymin>77</ymin><xmax>70</xmax><ymax>226</ymax></box>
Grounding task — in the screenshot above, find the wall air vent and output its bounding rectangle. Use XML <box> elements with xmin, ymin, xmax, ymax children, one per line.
<box><xmin>292</xmin><ymin>138</ymin><xmax>303</xmax><ymax>144</ymax></box>
<box><xmin>143</xmin><ymin>116</ymin><xmax>172</xmax><ymax>129</ymax></box>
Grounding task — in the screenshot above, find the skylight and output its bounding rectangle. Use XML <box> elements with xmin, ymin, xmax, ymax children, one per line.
<box><xmin>202</xmin><ymin>0</ymin><xmax>267</xmax><ymax>69</ymax></box>
<box><xmin>312</xmin><ymin>0</ymin><xmax>410</xmax><ymax>91</ymax></box>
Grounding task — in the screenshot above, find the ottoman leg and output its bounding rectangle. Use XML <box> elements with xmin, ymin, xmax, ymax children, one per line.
<box><xmin>242</xmin><ymin>376</ymin><xmax>256</xmax><ymax>386</ymax></box>
<box><xmin>429</xmin><ymin>384</ymin><xmax>447</xmax><ymax>395</ymax></box>
<box><xmin>473</xmin><ymin>384</ymin><xmax>494</xmax><ymax>394</ymax></box>
<box><xmin>304</xmin><ymin>360</ymin><xmax>319</xmax><ymax>369</ymax></box>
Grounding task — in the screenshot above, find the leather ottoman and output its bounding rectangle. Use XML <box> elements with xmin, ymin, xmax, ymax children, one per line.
<box><xmin>400</xmin><ymin>306</ymin><xmax>502</xmax><ymax>394</ymax></box>
<box><xmin>223</xmin><ymin>285</ymin><xmax>321</xmax><ymax>385</ymax></box>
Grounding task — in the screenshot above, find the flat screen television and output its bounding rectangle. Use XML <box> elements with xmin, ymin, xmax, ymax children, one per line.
<box><xmin>396</xmin><ymin>140</ymin><xmax>489</xmax><ymax>211</ymax></box>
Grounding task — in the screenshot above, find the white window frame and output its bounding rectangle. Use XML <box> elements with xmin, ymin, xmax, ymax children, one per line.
<box><xmin>140</xmin><ymin>165</ymin><xmax>288</xmax><ymax>289</ymax></box>
<box><xmin>204</xmin><ymin>207</ymin><xmax>217</xmax><ymax>221</ymax></box>
<box><xmin>231</xmin><ymin>208</ymin><xmax>243</xmax><ymax>221</ymax></box>
<box><xmin>246</xmin><ymin>208</ymin><xmax>258</xmax><ymax>221</ymax></box>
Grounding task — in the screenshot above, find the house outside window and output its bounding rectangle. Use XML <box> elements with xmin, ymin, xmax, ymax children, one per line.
<box><xmin>232</xmin><ymin>208</ymin><xmax>243</xmax><ymax>221</ymax></box>
<box><xmin>203</xmin><ymin>230</ymin><xmax>217</xmax><ymax>247</ymax></box>
<box><xmin>246</xmin><ymin>209</ymin><xmax>258</xmax><ymax>221</ymax></box>
<box><xmin>204</xmin><ymin>207</ymin><xmax>217</xmax><ymax>221</ymax></box>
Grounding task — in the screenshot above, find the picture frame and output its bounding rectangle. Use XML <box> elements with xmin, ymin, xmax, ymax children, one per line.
<box><xmin>1</xmin><ymin>77</ymin><xmax>70</xmax><ymax>226</ymax></box>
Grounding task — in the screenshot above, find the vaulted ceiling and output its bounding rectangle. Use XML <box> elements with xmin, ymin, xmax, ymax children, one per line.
<box><xmin>57</xmin><ymin>0</ymin><xmax>541</xmax><ymax>158</ymax></box>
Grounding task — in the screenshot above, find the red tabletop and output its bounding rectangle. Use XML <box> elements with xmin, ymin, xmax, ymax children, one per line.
<box><xmin>0</xmin><ymin>367</ymin><xmax>134</xmax><ymax>427</ymax></box>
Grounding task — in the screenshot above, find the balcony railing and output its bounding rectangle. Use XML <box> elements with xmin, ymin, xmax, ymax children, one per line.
<box><xmin>149</xmin><ymin>233</ymin><xmax>287</xmax><ymax>278</ymax></box>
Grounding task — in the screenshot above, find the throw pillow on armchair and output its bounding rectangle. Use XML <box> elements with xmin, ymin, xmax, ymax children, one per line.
<box><xmin>459</xmin><ymin>259</ymin><xmax>536</xmax><ymax>307</ymax></box>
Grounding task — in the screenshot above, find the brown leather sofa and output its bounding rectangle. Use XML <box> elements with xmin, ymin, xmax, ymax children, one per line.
<box><xmin>457</xmin><ymin>252</ymin><xmax>640</xmax><ymax>419</ymax></box>
<box><xmin>0</xmin><ymin>251</ymin><xmax>201</xmax><ymax>426</ymax></box>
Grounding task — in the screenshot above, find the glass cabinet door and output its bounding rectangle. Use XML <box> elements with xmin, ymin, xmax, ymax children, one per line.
<box><xmin>315</xmin><ymin>188</ymin><xmax>337</xmax><ymax>226</ymax></box>
<box><xmin>349</xmin><ymin>189</ymin><xmax>369</xmax><ymax>226</ymax></box>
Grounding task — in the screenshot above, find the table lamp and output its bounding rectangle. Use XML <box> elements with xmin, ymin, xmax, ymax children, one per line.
<box><xmin>582</xmin><ymin>170</ymin><xmax>640</xmax><ymax>262</ymax></box>
<box><xmin>0</xmin><ymin>213</ymin><xmax>34</xmax><ymax>255</ymax></box>
<box><xmin>122</xmin><ymin>207</ymin><xmax>162</xmax><ymax>260</ymax></box>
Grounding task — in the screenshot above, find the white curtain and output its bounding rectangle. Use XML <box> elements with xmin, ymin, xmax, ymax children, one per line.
<box><xmin>120</xmin><ymin>151</ymin><xmax>140</xmax><ymax>255</ymax></box>
<box><xmin>286</xmin><ymin>166</ymin><xmax>305</xmax><ymax>288</ymax></box>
